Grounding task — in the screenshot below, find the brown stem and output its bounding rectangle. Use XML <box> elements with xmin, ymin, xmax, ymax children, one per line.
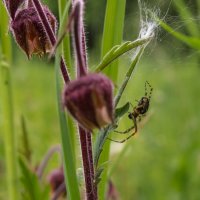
<box><xmin>79</xmin><ymin>127</ymin><xmax>97</xmax><ymax>200</ymax></box>
<box><xmin>72</xmin><ymin>0</ymin><xmax>97</xmax><ymax>199</ymax></box>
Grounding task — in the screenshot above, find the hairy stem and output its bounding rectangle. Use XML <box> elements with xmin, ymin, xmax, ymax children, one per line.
<box><xmin>72</xmin><ymin>1</ymin><xmax>97</xmax><ymax>199</ymax></box>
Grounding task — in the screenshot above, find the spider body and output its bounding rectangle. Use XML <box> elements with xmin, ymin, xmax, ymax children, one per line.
<box><xmin>129</xmin><ymin>96</ymin><xmax>150</xmax><ymax>119</ymax></box>
<box><xmin>108</xmin><ymin>81</ymin><xmax>153</xmax><ymax>143</ymax></box>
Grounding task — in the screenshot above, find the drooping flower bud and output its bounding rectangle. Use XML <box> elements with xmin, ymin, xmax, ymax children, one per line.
<box><xmin>11</xmin><ymin>6</ymin><xmax>57</xmax><ymax>58</ymax></box>
<box><xmin>63</xmin><ymin>73</ymin><xmax>114</xmax><ymax>131</ymax></box>
<box><xmin>48</xmin><ymin>168</ymin><xmax>66</xmax><ymax>198</ymax></box>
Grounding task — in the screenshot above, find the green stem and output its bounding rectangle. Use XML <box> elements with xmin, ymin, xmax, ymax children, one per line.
<box><xmin>114</xmin><ymin>46</ymin><xmax>145</xmax><ymax>107</ymax></box>
<box><xmin>55</xmin><ymin>52</ymin><xmax>80</xmax><ymax>200</ymax></box>
<box><xmin>97</xmin><ymin>0</ymin><xmax>126</xmax><ymax>199</ymax></box>
<box><xmin>58</xmin><ymin>0</ymin><xmax>76</xmax><ymax>159</ymax></box>
<box><xmin>0</xmin><ymin>4</ymin><xmax>18</xmax><ymax>200</ymax></box>
<box><xmin>173</xmin><ymin>0</ymin><xmax>199</xmax><ymax>37</ymax></box>
<box><xmin>58</xmin><ymin>0</ymin><xmax>73</xmax><ymax>72</ymax></box>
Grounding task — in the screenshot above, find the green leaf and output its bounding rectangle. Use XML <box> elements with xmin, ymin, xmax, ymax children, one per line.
<box><xmin>0</xmin><ymin>4</ymin><xmax>18</xmax><ymax>200</ymax></box>
<box><xmin>173</xmin><ymin>0</ymin><xmax>199</xmax><ymax>37</ymax></box>
<box><xmin>115</xmin><ymin>102</ymin><xmax>130</xmax><ymax>119</ymax></box>
<box><xmin>55</xmin><ymin>53</ymin><xmax>81</xmax><ymax>200</ymax></box>
<box><xmin>19</xmin><ymin>157</ymin><xmax>50</xmax><ymax>200</ymax></box>
<box><xmin>95</xmin><ymin>38</ymin><xmax>151</xmax><ymax>72</ymax></box>
<box><xmin>159</xmin><ymin>19</ymin><xmax>200</xmax><ymax>50</ymax></box>
<box><xmin>94</xmin><ymin>166</ymin><xmax>104</xmax><ymax>186</ymax></box>
<box><xmin>56</xmin><ymin>1</ymin><xmax>80</xmax><ymax>199</ymax></box>
<box><xmin>97</xmin><ymin>0</ymin><xmax>126</xmax><ymax>199</ymax></box>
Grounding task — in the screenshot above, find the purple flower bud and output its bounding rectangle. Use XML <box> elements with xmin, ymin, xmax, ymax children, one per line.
<box><xmin>63</xmin><ymin>73</ymin><xmax>114</xmax><ymax>130</ymax></box>
<box><xmin>48</xmin><ymin>168</ymin><xmax>66</xmax><ymax>197</ymax></box>
<box><xmin>11</xmin><ymin>6</ymin><xmax>57</xmax><ymax>58</ymax></box>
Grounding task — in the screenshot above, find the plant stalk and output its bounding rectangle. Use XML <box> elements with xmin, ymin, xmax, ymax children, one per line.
<box><xmin>0</xmin><ymin>4</ymin><xmax>18</xmax><ymax>200</ymax></box>
<box><xmin>71</xmin><ymin>1</ymin><xmax>97</xmax><ymax>199</ymax></box>
<box><xmin>97</xmin><ymin>0</ymin><xmax>126</xmax><ymax>198</ymax></box>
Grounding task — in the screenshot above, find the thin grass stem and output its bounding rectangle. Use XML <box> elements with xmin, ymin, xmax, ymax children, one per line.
<box><xmin>0</xmin><ymin>4</ymin><xmax>18</xmax><ymax>200</ymax></box>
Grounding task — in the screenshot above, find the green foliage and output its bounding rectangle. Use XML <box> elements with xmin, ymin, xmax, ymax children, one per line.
<box><xmin>115</xmin><ymin>102</ymin><xmax>130</xmax><ymax>120</ymax></box>
<box><xmin>19</xmin><ymin>158</ymin><xmax>49</xmax><ymax>200</ymax></box>
<box><xmin>95</xmin><ymin>39</ymin><xmax>151</xmax><ymax>72</ymax></box>
<box><xmin>97</xmin><ymin>0</ymin><xmax>126</xmax><ymax>198</ymax></box>
<box><xmin>55</xmin><ymin>53</ymin><xmax>81</xmax><ymax>200</ymax></box>
<box><xmin>173</xmin><ymin>0</ymin><xmax>199</xmax><ymax>37</ymax></box>
<box><xmin>159</xmin><ymin>0</ymin><xmax>200</xmax><ymax>51</ymax></box>
<box><xmin>159</xmin><ymin>20</ymin><xmax>200</xmax><ymax>50</ymax></box>
<box><xmin>112</xmin><ymin>59</ymin><xmax>200</xmax><ymax>200</ymax></box>
<box><xmin>1</xmin><ymin>0</ymin><xmax>200</xmax><ymax>199</ymax></box>
<box><xmin>0</xmin><ymin>3</ymin><xmax>18</xmax><ymax>200</ymax></box>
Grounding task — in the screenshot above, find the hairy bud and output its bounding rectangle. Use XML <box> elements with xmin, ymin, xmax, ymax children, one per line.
<box><xmin>48</xmin><ymin>168</ymin><xmax>66</xmax><ymax>197</ymax></box>
<box><xmin>11</xmin><ymin>6</ymin><xmax>57</xmax><ymax>58</ymax></box>
<box><xmin>63</xmin><ymin>73</ymin><xmax>114</xmax><ymax>130</ymax></box>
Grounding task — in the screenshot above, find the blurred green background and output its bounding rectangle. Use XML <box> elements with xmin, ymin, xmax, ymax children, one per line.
<box><xmin>1</xmin><ymin>0</ymin><xmax>200</xmax><ymax>199</ymax></box>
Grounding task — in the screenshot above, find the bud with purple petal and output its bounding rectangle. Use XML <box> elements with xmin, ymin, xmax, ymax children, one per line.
<box><xmin>63</xmin><ymin>73</ymin><xmax>114</xmax><ymax>131</ymax></box>
<box><xmin>48</xmin><ymin>168</ymin><xmax>66</xmax><ymax>198</ymax></box>
<box><xmin>2</xmin><ymin>0</ymin><xmax>57</xmax><ymax>58</ymax></box>
<box><xmin>12</xmin><ymin>6</ymin><xmax>57</xmax><ymax>58</ymax></box>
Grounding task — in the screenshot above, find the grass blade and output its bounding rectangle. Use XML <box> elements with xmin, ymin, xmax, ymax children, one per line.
<box><xmin>58</xmin><ymin>0</ymin><xmax>73</xmax><ymax>72</ymax></box>
<box><xmin>159</xmin><ymin>19</ymin><xmax>200</xmax><ymax>50</ymax></box>
<box><xmin>97</xmin><ymin>0</ymin><xmax>126</xmax><ymax>199</ymax></box>
<box><xmin>0</xmin><ymin>4</ymin><xmax>18</xmax><ymax>200</ymax></box>
<box><xmin>55</xmin><ymin>53</ymin><xmax>80</xmax><ymax>200</ymax></box>
<box><xmin>173</xmin><ymin>0</ymin><xmax>199</xmax><ymax>37</ymax></box>
<box><xmin>95</xmin><ymin>38</ymin><xmax>151</xmax><ymax>72</ymax></box>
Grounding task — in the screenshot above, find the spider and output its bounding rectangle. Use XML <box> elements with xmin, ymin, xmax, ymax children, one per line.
<box><xmin>108</xmin><ymin>81</ymin><xmax>153</xmax><ymax>143</ymax></box>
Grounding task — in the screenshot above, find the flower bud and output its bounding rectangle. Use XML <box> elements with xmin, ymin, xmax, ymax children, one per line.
<box><xmin>11</xmin><ymin>6</ymin><xmax>57</xmax><ymax>58</ymax></box>
<box><xmin>48</xmin><ymin>168</ymin><xmax>66</xmax><ymax>196</ymax></box>
<box><xmin>63</xmin><ymin>73</ymin><xmax>114</xmax><ymax>130</ymax></box>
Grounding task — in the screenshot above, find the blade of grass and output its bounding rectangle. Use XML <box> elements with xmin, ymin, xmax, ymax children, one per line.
<box><xmin>58</xmin><ymin>0</ymin><xmax>73</xmax><ymax>73</ymax></box>
<box><xmin>159</xmin><ymin>19</ymin><xmax>200</xmax><ymax>50</ymax></box>
<box><xmin>198</xmin><ymin>0</ymin><xmax>200</xmax><ymax>18</ymax></box>
<box><xmin>173</xmin><ymin>0</ymin><xmax>199</xmax><ymax>37</ymax></box>
<box><xmin>55</xmin><ymin>52</ymin><xmax>80</xmax><ymax>200</ymax></box>
<box><xmin>58</xmin><ymin>0</ymin><xmax>76</xmax><ymax>158</ymax></box>
<box><xmin>0</xmin><ymin>4</ymin><xmax>18</xmax><ymax>200</ymax></box>
<box><xmin>94</xmin><ymin>38</ymin><xmax>151</xmax><ymax>72</ymax></box>
<box><xmin>101</xmin><ymin>0</ymin><xmax>126</xmax><ymax>80</ymax></box>
<box><xmin>97</xmin><ymin>0</ymin><xmax>126</xmax><ymax>199</ymax></box>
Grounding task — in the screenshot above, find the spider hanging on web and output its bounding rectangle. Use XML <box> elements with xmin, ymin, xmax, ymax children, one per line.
<box><xmin>108</xmin><ymin>81</ymin><xmax>153</xmax><ymax>143</ymax></box>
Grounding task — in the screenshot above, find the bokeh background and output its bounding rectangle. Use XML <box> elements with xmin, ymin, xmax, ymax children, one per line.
<box><xmin>0</xmin><ymin>0</ymin><xmax>200</xmax><ymax>199</ymax></box>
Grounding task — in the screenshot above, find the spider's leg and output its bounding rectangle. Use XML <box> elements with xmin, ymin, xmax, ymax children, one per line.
<box><xmin>107</xmin><ymin>117</ymin><xmax>138</xmax><ymax>143</ymax></box>
<box><xmin>114</xmin><ymin>125</ymin><xmax>135</xmax><ymax>134</ymax></box>
<box><xmin>146</xmin><ymin>81</ymin><xmax>153</xmax><ymax>99</ymax></box>
<box><xmin>107</xmin><ymin>128</ymin><xmax>137</xmax><ymax>143</ymax></box>
<box><xmin>133</xmin><ymin>116</ymin><xmax>137</xmax><ymax>133</ymax></box>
